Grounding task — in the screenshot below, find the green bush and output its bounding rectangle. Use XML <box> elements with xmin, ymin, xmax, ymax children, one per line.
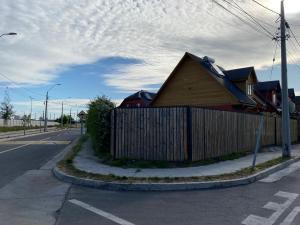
<box><xmin>86</xmin><ymin>96</ymin><xmax>115</xmax><ymax>155</ymax></box>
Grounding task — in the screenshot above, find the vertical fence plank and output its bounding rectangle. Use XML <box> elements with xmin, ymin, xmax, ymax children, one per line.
<box><xmin>112</xmin><ymin>107</ymin><xmax>296</xmax><ymax>162</ymax></box>
<box><xmin>110</xmin><ymin>110</ymin><xmax>114</xmax><ymax>157</ymax></box>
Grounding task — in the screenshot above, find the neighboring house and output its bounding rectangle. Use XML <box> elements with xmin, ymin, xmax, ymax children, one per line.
<box><xmin>151</xmin><ymin>52</ymin><xmax>258</xmax><ymax>112</ymax></box>
<box><xmin>223</xmin><ymin>67</ymin><xmax>257</xmax><ymax>96</ymax></box>
<box><xmin>253</xmin><ymin>81</ymin><xmax>281</xmax><ymax>113</ymax></box>
<box><xmin>120</xmin><ymin>90</ymin><xmax>156</xmax><ymax>107</ymax></box>
<box><xmin>296</xmin><ymin>96</ymin><xmax>300</xmax><ymax>112</ymax></box>
<box><xmin>289</xmin><ymin>88</ymin><xmax>296</xmax><ymax>102</ymax></box>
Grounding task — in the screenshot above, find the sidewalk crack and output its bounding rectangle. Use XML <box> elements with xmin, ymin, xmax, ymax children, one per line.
<box><xmin>54</xmin><ymin>184</ymin><xmax>72</xmax><ymax>225</ymax></box>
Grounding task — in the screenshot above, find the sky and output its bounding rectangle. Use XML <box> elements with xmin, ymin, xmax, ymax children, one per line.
<box><xmin>0</xmin><ymin>0</ymin><xmax>300</xmax><ymax>119</ymax></box>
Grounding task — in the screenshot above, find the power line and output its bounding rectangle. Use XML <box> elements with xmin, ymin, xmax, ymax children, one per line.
<box><xmin>287</xmin><ymin>38</ymin><xmax>300</xmax><ymax>57</ymax></box>
<box><xmin>223</xmin><ymin>0</ymin><xmax>276</xmax><ymax>38</ymax></box>
<box><xmin>286</xmin><ymin>48</ymin><xmax>300</xmax><ymax>72</ymax></box>
<box><xmin>251</xmin><ymin>0</ymin><xmax>280</xmax><ymax>15</ymax></box>
<box><xmin>270</xmin><ymin>40</ymin><xmax>279</xmax><ymax>80</ymax></box>
<box><xmin>0</xmin><ymin>72</ymin><xmax>44</xmax><ymax>97</ymax></box>
<box><xmin>287</xmin><ymin>26</ymin><xmax>300</xmax><ymax>49</ymax></box>
<box><xmin>246</xmin><ymin>3</ymin><xmax>279</xmax><ymax>29</ymax></box>
<box><xmin>212</xmin><ymin>0</ymin><xmax>275</xmax><ymax>39</ymax></box>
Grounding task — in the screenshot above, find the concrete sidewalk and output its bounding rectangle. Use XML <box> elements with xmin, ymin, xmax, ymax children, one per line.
<box><xmin>73</xmin><ymin>140</ymin><xmax>300</xmax><ymax>178</ymax></box>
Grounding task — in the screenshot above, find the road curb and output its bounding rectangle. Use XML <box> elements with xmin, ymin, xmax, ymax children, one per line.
<box><xmin>53</xmin><ymin>156</ymin><xmax>300</xmax><ymax>191</ymax></box>
<box><xmin>41</xmin><ymin>136</ymin><xmax>80</xmax><ymax>170</ymax></box>
<box><xmin>0</xmin><ymin>128</ymin><xmax>64</xmax><ymax>142</ymax></box>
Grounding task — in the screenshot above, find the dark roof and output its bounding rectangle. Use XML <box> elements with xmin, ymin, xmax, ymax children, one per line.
<box><xmin>295</xmin><ymin>96</ymin><xmax>300</xmax><ymax>104</ymax></box>
<box><xmin>254</xmin><ymin>81</ymin><xmax>281</xmax><ymax>92</ymax></box>
<box><xmin>123</xmin><ymin>90</ymin><xmax>156</xmax><ymax>102</ymax></box>
<box><xmin>187</xmin><ymin>53</ymin><xmax>256</xmax><ymax>106</ymax></box>
<box><xmin>288</xmin><ymin>88</ymin><xmax>295</xmax><ymax>98</ymax></box>
<box><xmin>223</xmin><ymin>67</ymin><xmax>255</xmax><ymax>81</ymax></box>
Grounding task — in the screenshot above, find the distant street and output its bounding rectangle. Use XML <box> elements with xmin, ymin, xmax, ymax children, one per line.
<box><xmin>0</xmin><ymin>129</ymin><xmax>79</xmax><ymax>188</ymax></box>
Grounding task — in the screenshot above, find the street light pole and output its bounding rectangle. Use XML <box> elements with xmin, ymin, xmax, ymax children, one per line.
<box><xmin>44</xmin><ymin>84</ymin><xmax>61</xmax><ymax>132</ymax></box>
<box><xmin>280</xmin><ymin>0</ymin><xmax>291</xmax><ymax>157</ymax></box>
<box><xmin>69</xmin><ymin>108</ymin><xmax>72</xmax><ymax>128</ymax></box>
<box><xmin>44</xmin><ymin>91</ymin><xmax>49</xmax><ymax>132</ymax></box>
<box><xmin>61</xmin><ymin>101</ymin><xmax>64</xmax><ymax>129</ymax></box>
<box><xmin>29</xmin><ymin>96</ymin><xmax>33</xmax><ymax>127</ymax></box>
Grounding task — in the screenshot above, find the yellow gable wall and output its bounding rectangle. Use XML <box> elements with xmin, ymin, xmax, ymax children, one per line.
<box><xmin>152</xmin><ymin>57</ymin><xmax>239</xmax><ymax>107</ymax></box>
<box><xmin>233</xmin><ymin>81</ymin><xmax>246</xmax><ymax>93</ymax></box>
<box><xmin>230</xmin><ymin>71</ymin><xmax>257</xmax><ymax>95</ymax></box>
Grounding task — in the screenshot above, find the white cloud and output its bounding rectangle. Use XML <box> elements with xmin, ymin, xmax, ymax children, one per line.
<box><xmin>13</xmin><ymin>98</ymin><xmax>90</xmax><ymax>117</ymax></box>
<box><xmin>12</xmin><ymin>97</ymin><xmax>123</xmax><ymax>117</ymax></box>
<box><xmin>0</xmin><ymin>0</ymin><xmax>299</xmax><ymax>92</ymax></box>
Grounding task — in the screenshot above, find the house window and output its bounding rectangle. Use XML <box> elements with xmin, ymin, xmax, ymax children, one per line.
<box><xmin>272</xmin><ymin>92</ymin><xmax>277</xmax><ymax>105</ymax></box>
<box><xmin>247</xmin><ymin>83</ymin><xmax>253</xmax><ymax>96</ymax></box>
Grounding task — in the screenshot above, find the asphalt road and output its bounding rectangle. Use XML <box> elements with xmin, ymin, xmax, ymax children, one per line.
<box><xmin>56</xmin><ymin>164</ymin><xmax>300</xmax><ymax>225</ymax></box>
<box><xmin>1</xmin><ymin>129</ymin><xmax>300</xmax><ymax>225</ymax></box>
<box><xmin>0</xmin><ymin>129</ymin><xmax>79</xmax><ymax>188</ymax></box>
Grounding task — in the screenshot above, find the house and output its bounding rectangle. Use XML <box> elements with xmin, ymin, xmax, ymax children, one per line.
<box><xmin>120</xmin><ymin>90</ymin><xmax>156</xmax><ymax>108</ymax></box>
<box><xmin>289</xmin><ymin>88</ymin><xmax>296</xmax><ymax>102</ymax></box>
<box><xmin>151</xmin><ymin>52</ymin><xmax>259</xmax><ymax>112</ymax></box>
<box><xmin>296</xmin><ymin>96</ymin><xmax>300</xmax><ymax>112</ymax></box>
<box><xmin>275</xmin><ymin>88</ymin><xmax>297</xmax><ymax>114</ymax></box>
<box><xmin>223</xmin><ymin>67</ymin><xmax>257</xmax><ymax>96</ymax></box>
<box><xmin>253</xmin><ymin>81</ymin><xmax>281</xmax><ymax>113</ymax></box>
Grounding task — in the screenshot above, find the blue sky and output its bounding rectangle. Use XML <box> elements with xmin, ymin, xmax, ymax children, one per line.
<box><xmin>0</xmin><ymin>0</ymin><xmax>300</xmax><ymax>119</ymax></box>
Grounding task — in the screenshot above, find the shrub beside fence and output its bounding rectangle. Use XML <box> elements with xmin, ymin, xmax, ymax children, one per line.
<box><xmin>111</xmin><ymin>107</ymin><xmax>298</xmax><ymax>162</ymax></box>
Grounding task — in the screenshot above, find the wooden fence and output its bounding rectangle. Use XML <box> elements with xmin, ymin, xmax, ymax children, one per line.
<box><xmin>111</xmin><ymin>107</ymin><xmax>298</xmax><ymax>162</ymax></box>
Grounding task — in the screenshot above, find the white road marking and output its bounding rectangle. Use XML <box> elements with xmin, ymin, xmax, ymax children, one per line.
<box><xmin>0</xmin><ymin>140</ymin><xmax>71</xmax><ymax>145</ymax></box>
<box><xmin>69</xmin><ymin>199</ymin><xmax>136</xmax><ymax>225</ymax></box>
<box><xmin>260</xmin><ymin>161</ymin><xmax>300</xmax><ymax>183</ymax></box>
<box><xmin>0</xmin><ymin>136</ymin><xmax>52</xmax><ymax>155</ymax></box>
<box><xmin>242</xmin><ymin>191</ymin><xmax>299</xmax><ymax>225</ymax></box>
<box><xmin>279</xmin><ymin>207</ymin><xmax>300</xmax><ymax>225</ymax></box>
<box><xmin>0</xmin><ymin>143</ymin><xmax>32</xmax><ymax>155</ymax></box>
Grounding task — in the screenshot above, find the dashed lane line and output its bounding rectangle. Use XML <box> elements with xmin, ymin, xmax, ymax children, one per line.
<box><xmin>69</xmin><ymin>199</ymin><xmax>136</xmax><ymax>225</ymax></box>
<box><xmin>0</xmin><ymin>136</ymin><xmax>53</xmax><ymax>155</ymax></box>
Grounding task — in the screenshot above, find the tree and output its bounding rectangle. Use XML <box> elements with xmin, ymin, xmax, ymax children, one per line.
<box><xmin>55</xmin><ymin>114</ymin><xmax>75</xmax><ymax>125</ymax></box>
<box><xmin>22</xmin><ymin>114</ymin><xmax>31</xmax><ymax>127</ymax></box>
<box><xmin>0</xmin><ymin>89</ymin><xmax>14</xmax><ymax>124</ymax></box>
<box><xmin>86</xmin><ymin>96</ymin><xmax>115</xmax><ymax>155</ymax></box>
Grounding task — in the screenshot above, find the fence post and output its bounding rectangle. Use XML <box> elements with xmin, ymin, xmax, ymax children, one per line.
<box><xmin>187</xmin><ymin>107</ymin><xmax>193</xmax><ymax>161</ymax></box>
<box><xmin>274</xmin><ymin>116</ymin><xmax>277</xmax><ymax>145</ymax></box>
<box><xmin>113</xmin><ymin>108</ymin><xmax>117</xmax><ymax>159</ymax></box>
<box><xmin>252</xmin><ymin>115</ymin><xmax>264</xmax><ymax>169</ymax></box>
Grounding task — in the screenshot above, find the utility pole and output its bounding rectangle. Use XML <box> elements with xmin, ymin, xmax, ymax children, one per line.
<box><xmin>43</xmin><ymin>83</ymin><xmax>61</xmax><ymax>132</ymax></box>
<box><xmin>76</xmin><ymin>109</ymin><xmax>78</xmax><ymax>128</ymax></box>
<box><xmin>280</xmin><ymin>0</ymin><xmax>291</xmax><ymax>157</ymax></box>
<box><xmin>61</xmin><ymin>102</ymin><xmax>64</xmax><ymax>129</ymax></box>
<box><xmin>44</xmin><ymin>92</ymin><xmax>49</xmax><ymax>132</ymax></box>
<box><xmin>69</xmin><ymin>108</ymin><xmax>72</xmax><ymax>128</ymax></box>
<box><xmin>29</xmin><ymin>96</ymin><xmax>33</xmax><ymax>127</ymax></box>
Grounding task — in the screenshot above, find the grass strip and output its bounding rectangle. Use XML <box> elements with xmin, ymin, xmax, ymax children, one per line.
<box><xmin>57</xmin><ymin>136</ymin><xmax>294</xmax><ymax>183</ymax></box>
<box><xmin>0</xmin><ymin>126</ymin><xmax>35</xmax><ymax>133</ymax></box>
<box><xmin>102</xmin><ymin>152</ymin><xmax>250</xmax><ymax>169</ymax></box>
